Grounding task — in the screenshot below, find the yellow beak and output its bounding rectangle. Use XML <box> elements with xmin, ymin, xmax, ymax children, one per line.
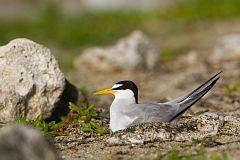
<box><xmin>93</xmin><ymin>88</ymin><xmax>116</xmax><ymax>95</ymax></box>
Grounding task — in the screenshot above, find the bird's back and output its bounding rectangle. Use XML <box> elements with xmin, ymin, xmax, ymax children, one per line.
<box><xmin>126</xmin><ymin>103</ymin><xmax>180</xmax><ymax>126</ymax></box>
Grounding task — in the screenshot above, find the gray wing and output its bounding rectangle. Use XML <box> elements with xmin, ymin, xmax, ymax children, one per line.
<box><xmin>166</xmin><ymin>71</ymin><xmax>221</xmax><ymax>104</ymax></box>
<box><xmin>157</xmin><ymin>72</ymin><xmax>220</xmax><ymax>121</ymax></box>
<box><xmin>126</xmin><ymin>103</ymin><xmax>180</xmax><ymax>126</ymax></box>
<box><xmin>128</xmin><ymin>72</ymin><xmax>221</xmax><ymax>127</ymax></box>
<box><xmin>167</xmin><ymin>72</ymin><xmax>220</xmax><ymax>121</ymax></box>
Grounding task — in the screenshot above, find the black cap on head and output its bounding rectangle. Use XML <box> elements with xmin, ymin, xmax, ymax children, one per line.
<box><xmin>112</xmin><ymin>80</ymin><xmax>138</xmax><ymax>103</ymax></box>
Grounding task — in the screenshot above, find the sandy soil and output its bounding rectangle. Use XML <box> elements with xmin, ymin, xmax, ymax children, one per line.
<box><xmin>55</xmin><ymin>49</ymin><xmax>240</xmax><ymax>159</ymax></box>
<box><xmin>55</xmin><ymin>18</ymin><xmax>240</xmax><ymax>160</ymax></box>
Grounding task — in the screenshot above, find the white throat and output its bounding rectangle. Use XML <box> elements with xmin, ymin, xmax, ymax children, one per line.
<box><xmin>110</xmin><ymin>89</ymin><xmax>137</xmax><ymax>132</ymax></box>
<box><xmin>113</xmin><ymin>89</ymin><xmax>136</xmax><ymax>104</ymax></box>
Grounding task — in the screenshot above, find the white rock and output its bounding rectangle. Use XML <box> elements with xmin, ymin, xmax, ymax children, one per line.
<box><xmin>74</xmin><ymin>30</ymin><xmax>160</xmax><ymax>72</ymax></box>
<box><xmin>0</xmin><ymin>38</ymin><xmax>77</xmax><ymax>123</ymax></box>
<box><xmin>0</xmin><ymin>125</ymin><xmax>59</xmax><ymax>160</ymax></box>
<box><xmin>211</xmin><ymin>34</ymin><xmax>240</xmax><ymax>61</ymax></box>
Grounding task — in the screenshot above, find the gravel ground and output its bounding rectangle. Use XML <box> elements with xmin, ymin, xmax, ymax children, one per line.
<box><xmin>54</xmin><ymin>50</ymin><xmax>240</xmax><ymax>159</ymax></box>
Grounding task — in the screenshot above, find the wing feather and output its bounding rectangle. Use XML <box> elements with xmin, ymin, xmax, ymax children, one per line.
<box><xmin>126</xmin><ymin>103</ymin><xmax>179</xmax><ymax>127</ymax></box>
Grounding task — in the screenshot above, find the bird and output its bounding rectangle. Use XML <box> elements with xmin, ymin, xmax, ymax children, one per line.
<box><xmin>94</xmin><ymin>72</ymin><xmax>221</xmax><ymax>132</ymax></box>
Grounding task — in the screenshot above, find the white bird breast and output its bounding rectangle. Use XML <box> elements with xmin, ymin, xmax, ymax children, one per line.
<box><xmin>110</xmin><ymin>89</ymin><xmax>137</xmax><ymax>132</ymax></box>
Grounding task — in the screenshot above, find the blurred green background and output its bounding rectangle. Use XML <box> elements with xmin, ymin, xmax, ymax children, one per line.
<box><xmin>1</xmin><ymin>0</ymin><xmax>240</xmax><ymax>72</ymax></box>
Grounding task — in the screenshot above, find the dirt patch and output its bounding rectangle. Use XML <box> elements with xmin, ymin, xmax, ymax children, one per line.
<box><xmin>55</xmin><ymin>47</ymin><xmax>240</xmax><ymax>159</ymax></box>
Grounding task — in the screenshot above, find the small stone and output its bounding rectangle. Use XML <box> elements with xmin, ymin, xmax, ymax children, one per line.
<box><xmin>74</xmin><ymin>30</ymin><xmax>160</xmax><ymax>72</ymax></box>
<box><xmin>0</xmin><ymin>125</ymin><xmax>59</xmax><ymax>160</ymax></box>
<box><xmin>211</xmin><ymin>34</ymin><xmax>240</xmax><ymax>61</ymax></box>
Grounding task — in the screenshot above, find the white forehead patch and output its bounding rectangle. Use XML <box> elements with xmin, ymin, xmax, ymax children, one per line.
<box><xmin>112</xmin><ymin>84</ymin><xmax>123</xmax><ymax>89</ymax></box>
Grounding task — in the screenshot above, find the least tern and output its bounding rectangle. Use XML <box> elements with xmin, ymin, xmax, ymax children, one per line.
<box><xmin>94</xmin><ymin>72</ymin><xmax>221</xmax><ymax>132</ymax></box>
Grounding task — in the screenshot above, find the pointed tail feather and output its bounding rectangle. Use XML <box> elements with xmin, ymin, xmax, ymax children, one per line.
<box><xmin>170</xmin><ymin>72</ymin><xmax>220</xmax><ymax>121</ymax></box>
<box><xmin>167</xmin><ymin>71</ymin><xmax>221</xmax><ymax>104</ymax></box>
